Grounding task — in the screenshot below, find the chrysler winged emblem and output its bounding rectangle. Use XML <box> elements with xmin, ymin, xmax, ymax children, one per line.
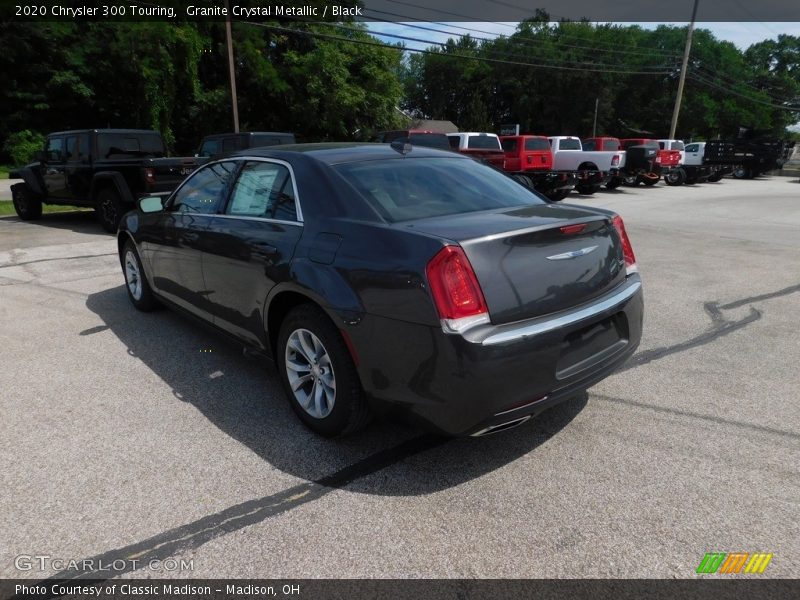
<box><xmin>545</xmin><ymin>245</ymin><xmax>598</xmax><ymax>260</ymax></box>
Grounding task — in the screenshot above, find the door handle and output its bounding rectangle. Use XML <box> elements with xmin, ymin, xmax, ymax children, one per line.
<box><xmin>254</xmin><ymin>242</ymin><xmax>278</xmax><ymax>255</ymax></box>
<box><xmin>46</xmin><ymin>168</ymin><xmax>60</xmax><ymax>175</ymax></box>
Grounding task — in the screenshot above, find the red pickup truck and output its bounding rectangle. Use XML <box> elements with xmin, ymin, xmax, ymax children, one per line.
<box><xmin>499</xmin><ymin>134</ymin><xmax>576</xmax><ymax>200</ymax></box>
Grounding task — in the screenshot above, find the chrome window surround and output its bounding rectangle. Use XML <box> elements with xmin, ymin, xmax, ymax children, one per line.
<box><xmin>166</xmin><ymin>156</ymin><xmax>304</xmax><ymax>225</ymax></box>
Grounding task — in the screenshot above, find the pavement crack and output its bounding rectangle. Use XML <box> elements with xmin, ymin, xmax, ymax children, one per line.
<box><xmin>0</xmin><ymin>252</ymin><xmax>116</xmax><ymax>269</ymax></box>
<box><xmin>39</xmin><ymin>434</ymin><xmax>446</xmax><ymax>584</ymax></box>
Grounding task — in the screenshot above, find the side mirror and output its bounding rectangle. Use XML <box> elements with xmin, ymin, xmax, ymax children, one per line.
<box><xmin>138</xmin><ymin>196</ymin><xmax>166</xmax><ymax>213</ymax></box>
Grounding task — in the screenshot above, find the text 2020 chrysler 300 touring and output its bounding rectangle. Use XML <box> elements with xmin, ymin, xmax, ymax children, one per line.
<box><xmin>118</xmin><ymin>143</ymin><xmax>643</xmax><ymax>437</ymax></box>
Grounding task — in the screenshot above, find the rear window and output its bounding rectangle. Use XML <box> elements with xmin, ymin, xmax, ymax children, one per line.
<box><xmin>603</xmin><ymin>139</ymin><xmax>620</xmax><ymax>151</ymax></box>
<box><xmin>467</xmin><ymin>135</ymin><xmax>501</xmax><ymax>150</ymax></box>
<box><xmin>448</xmin><ymin>136</ymin><xmax>461</xmax><ymax>149</ymax></box>
<box><xmin>97</xmin><ymin>133</ymin><xmax>165</xmax><ymax>158</ymax></box>
<box><xmin>557</xmin><ymin>138</ymin><xmax>581</xmax><ymax>150</ymax></box>
<box><xmin>672</xmin><ymin>141</ymin><xmax>685</xmax><ymax>151</ymax></box>
<box><xmin>501</xmin><ymin>139</ymin><xmax>518</xmax><ymax>152</ymax></box>
<box><xmin>582</xmin><ymin>140</ymin><xmax>596</xmax><ymax>151</ymax></box>
<box><xmin>524</xmin><ymin>138</ymin><xmax>550</xmax><ymax>151</ymax></box>
<box><xmin>408</xmin><ymin>133</ymin><xmax>450</xmax><ymax>150</ymax></box>
<box><xmin>622</xmin><ymin>140</ymin><xmax>658</xmax><ymax>150</ymax></box>
<box><xmin>335</xmin><ymin>157</ymin><xmax>545</xmax><ymax>223</ymax></box>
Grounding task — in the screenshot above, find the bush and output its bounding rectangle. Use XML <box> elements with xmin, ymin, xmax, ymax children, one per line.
<box><xmin>3</xmin><ymin>130</ymin><xmax>45</xmax><ymax>166</ymax></box>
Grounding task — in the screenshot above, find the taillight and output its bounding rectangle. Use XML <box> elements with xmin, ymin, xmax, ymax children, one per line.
<box><xmin>426</xmin><ymin>245</ymin><xmax>490</xmax><ymax>334</ymax></box>
<box><xmin>611</xmin><ymin>154</ymin><xmax>620</xmax><ymax>167</ymax></box>
<box><xmin>612</xmin><ymin>215</ymin><xmax>637</xmax><ymax>275</ymax></box>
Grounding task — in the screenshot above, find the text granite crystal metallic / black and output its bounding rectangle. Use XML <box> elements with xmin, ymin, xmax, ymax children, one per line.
<box><xmin>117</xmin><ymin>143</ymin><xmax>643</xmax><ymax>437</ymax></box>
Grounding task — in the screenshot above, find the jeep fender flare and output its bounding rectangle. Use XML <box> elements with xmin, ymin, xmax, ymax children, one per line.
<box><xmin>90</xmin><ymin>172</ymin><xmax>135</xmax><ymax>206</ymax></box>
<box><xmin>11</xmin><ymin>166</ymin><xmax>45</xmax><ymax>197</ymax></box>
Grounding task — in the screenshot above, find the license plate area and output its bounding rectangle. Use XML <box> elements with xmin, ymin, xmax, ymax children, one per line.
<box><xmin>555</xmin><ymin>312</ymin><xmax>629</xmax><ymax>380</ymax></box>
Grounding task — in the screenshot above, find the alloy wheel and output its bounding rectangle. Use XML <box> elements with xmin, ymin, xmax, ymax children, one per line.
<box><xmin>124</xmin><ymin>250</ymin><xmax>142</xmax><ymax>300</ymax></box>
<box><xmin>285</xmin><ymin>328</ymin><xmax>336</xmax><ymax>419</ymax></box>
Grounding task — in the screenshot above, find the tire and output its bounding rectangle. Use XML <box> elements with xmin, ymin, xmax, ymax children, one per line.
<box><xmin>512</xmin><ymin>174</ymin><xmax>534</xmax><ymax>190</ymax></box>
<box><xmin>121</xmin><ymin>240</ymin><xmax>158</xmax><ymax>311</ymax></box>
<box><xmin>546</xmin><ymin>189</ymin><xmax>571</xmax><ymax>201</ymax></box>
<box><xmin>606</xmin><ymin>177</ymin><xmax>622</xmax><ymax>190</ymax></box>
<box><xmin>641</xmin><ymin>174</ymin><xmax>660</xmax><ymax>186</ymax></box>
<box><xmin>277</xmin><ymin>304</ymin><xmax>370</xmax><ymax>437</ymax></box>
<box><xmin>707</xmin><ymin>171</ymin><xmax>723</xmax><ymax>183</ymax></box>
<box><xmin>11</xmin><ymin>183</ymin><xmax>43</xmax><ymax>220</ymax></box>
<box><xmin>622</xmin><ymin>174</ymin><xmax>640</xmax><ymax>186</ymax></box>
<box><xmin>733</xmin><ymin>167</ymin><xmax>752</xmax><ymax>179</ymax></box>
<box><xmin>664</xmin><ymin>169</ymin><xmax>686</xmax><ymax>186</ymax></box>
<box><xmin>95</xmin><ymin>187</ymin><xmax>125</xmax><ymax>233</ymax></box>
<box><xmin>575</xmin><ymin>183</ymin><xmax>600</xmax><ymax>195</ymax></box>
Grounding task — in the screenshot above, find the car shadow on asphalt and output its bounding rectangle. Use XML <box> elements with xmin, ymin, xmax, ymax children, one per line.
<box><xmin>85</xmin><ymin>285</ymin><xmax>588</xmax><ymax>497</ymax></box>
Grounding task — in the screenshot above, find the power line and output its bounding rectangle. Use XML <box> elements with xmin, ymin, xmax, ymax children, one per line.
<box><xmin>688</xmin><ymin>70</ymin><xmax>800</xmax><ymax>111</ymax></box>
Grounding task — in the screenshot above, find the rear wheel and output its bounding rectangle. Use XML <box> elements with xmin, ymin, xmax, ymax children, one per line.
<box><xmin>11</xmin><ymin>183</ymin><xmax>43</xmax><ymax>220</ymax></box>
<box><xmin>575</xmin><ymin>183</ymin><xmax>601</xmax><ymax>195</ymax></box>
<box><xmin>664</xmin><ymin>169</ymin><xmax>686</xmax><ymax>186</ymax></box>
<box><xmin>122</xmin><ymin>240</ymin><xmax>158</xmax><ymax>311</ymax></box>
<box><xmin>95</xmin><ymin>187</ymin><xmax>125</xmax><ymax>233</ymax></box>
<box><xmin>733</xmin><ymin>167</ymin><xmax>754</xmax><ymax>179</ymax></box>
<box><xmin>277</xmin><ymin>304</ymin><xmax>370</xmax><ymax>437</ymax></box>
<box><xmin>622</xmin><ymin>174</ymin><xmax>640</xmax><ymax>186</ymax></box>
<box><xmin>707</xmin><ymin>171</ymin><xmax>723</xmax><ymax>183</ymax></box>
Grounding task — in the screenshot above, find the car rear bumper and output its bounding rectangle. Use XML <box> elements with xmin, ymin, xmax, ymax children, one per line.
<box><xmin>350</xmin><ymin>275</ymin><xmax>643</xmax><ymax>436</ymax></box>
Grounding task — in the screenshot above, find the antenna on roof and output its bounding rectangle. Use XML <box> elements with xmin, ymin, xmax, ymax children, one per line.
<box><xmin>390</xmin><ymin>138</ymin><xmax>413</xmax><ymax>156</ymax></box>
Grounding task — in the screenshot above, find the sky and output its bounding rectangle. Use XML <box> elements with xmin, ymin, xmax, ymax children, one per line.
<box><xmin>365</xmin><ymin>22</ymin><xmax>800</xmax><ymax>52</ymax></box>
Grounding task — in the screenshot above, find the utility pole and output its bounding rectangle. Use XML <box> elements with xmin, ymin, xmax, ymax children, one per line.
<box><xmin>224</xmin><ymin>0</ymin><xmax>239</xmax><ymax>132</ymax></box>
<box><xmin>592</xmin><ymin>97</ymin><xmax>599</xmax><ymax>137</ymax></box>
<box><xmin>669</xmin><ymin>0</ymin><xmax>700</xmax><ymax>139</ymax></box>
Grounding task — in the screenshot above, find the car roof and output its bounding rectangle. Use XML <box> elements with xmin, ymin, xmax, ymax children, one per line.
<box><xmin>453</xmin><ymin>132</ymin><xmax>499</xmax><ymax>136</ymax></box>
<box><xmin>202</xmin><ymin>131</ymin><xmax>294</xmax><ymax>138</ymax></box>
<box><xmin>233</xmin><ymin>142</ymin><xmax>467</xmax><ymax>165</ymax></box>
<box><xmin>49</xmin><ymin>129</ymin><xmax>159</xmax><ymax>136</ymax></box>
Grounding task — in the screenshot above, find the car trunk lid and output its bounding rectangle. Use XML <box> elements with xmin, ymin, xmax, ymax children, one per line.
<box><xmin>407</xmin><ymin>204</ymin><xmax>626</xmax><ymax>325</ymax></box>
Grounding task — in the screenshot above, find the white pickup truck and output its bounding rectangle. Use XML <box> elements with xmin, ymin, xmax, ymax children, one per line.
<box><xmin>548</xmin><ymin>136</ymin><xmax>625</xmax><ymax>193</ymax></box>
<box><xmin>677</xmin><ymin>142</ymin><xmax>725</xmax><ymax>184</ymax></box>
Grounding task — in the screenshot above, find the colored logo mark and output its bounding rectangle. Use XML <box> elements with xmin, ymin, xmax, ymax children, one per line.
<box><xmin>696</xmin><ymin>552</ymin><xmax>773</xmax><ymax>574</ymax></box>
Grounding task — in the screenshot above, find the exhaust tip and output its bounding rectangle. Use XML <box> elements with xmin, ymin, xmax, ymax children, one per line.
<box><xmin>471</xmin><ymin>415</ymin><xmax>531</xmax><ymax>437</ymax></box>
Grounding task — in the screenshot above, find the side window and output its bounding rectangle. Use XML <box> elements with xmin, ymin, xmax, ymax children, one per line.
<box><xmin>200</xmin><ymin>140</ymin><xmax>219</xmax><ymax>157</ymax></box>
<box><xmin>583</xmin><ymin>140</ymin><xmax>596</xmax><ymax>151</ymax></box>
<box><xmin>658</xmin><ymin>142</ymin><xmax>666</xmax><ymax>149</ymax></box>
<box><xmin>46</xmin><ymin>137</ymin><xmax>64</xmax><ymax>162</ymax></box>
<box><xmin>603</xmin><ymin>140</ymin><xmax>620</xmax><ymax>151</ymax></box>
<box><xmin>65</xmin><ymin>134</ymin><xmax>89</xmax><ymax>162</ymax></box>
<box><xmin>171</xmin><ymin>161</ymin><xmax>238</xmax><ymax>214</ymax></box>
<box><xmin>222</xmin><ymin>137</ymin><xmax>238</xmax><ymax>153</ymax></box>
<box><xmin>448</xmin><ymin>136</ymin><xmax>460</xmax><ymax>149</ymax></box>
<box><xmin>501</xmin><ymin>138</ymin><xmax>517</xmax><ymax>152</ymax></box>
<box><xmin>227</xmin><ymin>161</ymin><xmax>299</xmax><ymax>222</ymax></box>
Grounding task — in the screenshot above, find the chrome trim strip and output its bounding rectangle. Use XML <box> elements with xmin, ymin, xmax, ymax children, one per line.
<box><xmin>470</xmin><ymin>416</ymin><xmax>531</xmax><ymax>437</ymax></box>
<box><xmin>478</xmin><ymin>280</ymin><xmax>641</xmax><ymax>346</ymax></box>
<box><xmin>208</xmin><ymin>214</ymin><xmax>303</xmax><ymax>227</ymax></box>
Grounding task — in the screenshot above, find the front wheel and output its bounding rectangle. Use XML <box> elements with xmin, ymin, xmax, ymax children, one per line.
<box><xmin>546</xmin><ymin>189</ymin><xmax>571</xmax><ymax>201</ymax></box>
<box><xmin>11</xmin><ymin>183</ymin><xmax>43</xmax><ymax>220</ymax></box>
<box><xmin>95</xmin><ymin>188</ymin><xmax>125</xmax><ymax>233</ymax></box>
<box><xmin>122</xmin><ymin>240</ymin><xmax>158</xmax><ymax>311</ymax></box>
<box><xmin>277</xmin><ymin>304</ymin><xmax>370</xmax><ymax>437</ymax></box>
<box><xmin>664</xmin><ymin>169</ymin><xmax>686</xmax><ymax>186</ymax></box>
<box><xmin>641</xmin><ymin>174</ymin><xmax>660</xmax><ymax>186</ymax></box>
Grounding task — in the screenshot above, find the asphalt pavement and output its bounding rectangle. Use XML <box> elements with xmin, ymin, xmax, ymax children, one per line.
<box><xmin>0</xmin><ymin>177</ymin><xmax>798</xmax><ymax>580</ymax></box>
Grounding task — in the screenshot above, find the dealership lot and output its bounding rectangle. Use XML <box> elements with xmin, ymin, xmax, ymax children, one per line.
<box><xmin>1</xmin><ymin>177</ymin><xmax>798</xmax><ymax>579</ymax></box>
